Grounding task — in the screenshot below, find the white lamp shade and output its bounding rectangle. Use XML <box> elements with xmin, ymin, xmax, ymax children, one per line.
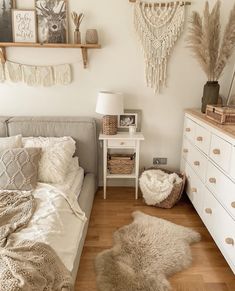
<box><xmin>96</xmin><ymin>91</ymin><xmax>124</xmax><ymax>115</ymax></box>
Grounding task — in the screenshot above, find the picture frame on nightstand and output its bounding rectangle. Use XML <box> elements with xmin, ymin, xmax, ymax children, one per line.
<box><xmin>118</xmin><ymin>109</ymin><xmax>142</xmax><ymax>132</ymax></box>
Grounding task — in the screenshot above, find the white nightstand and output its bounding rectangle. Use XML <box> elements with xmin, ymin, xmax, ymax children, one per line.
<box><xmin>99</xmin><ymin>132</ymin><xmax>145</xmax><ymax>199</ymax></box>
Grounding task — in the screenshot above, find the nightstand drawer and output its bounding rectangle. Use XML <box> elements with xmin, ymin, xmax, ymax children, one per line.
<box><xmin>108</xmin><ymin>139</ymin><xmax>136</xmax><ymax>148</ymax></box>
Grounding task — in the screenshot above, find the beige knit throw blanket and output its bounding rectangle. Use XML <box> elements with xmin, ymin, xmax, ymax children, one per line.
<box><xmin>0</xmin><ymin>191</ymin><xmax>73</xmax><ymax>291</ymax></box>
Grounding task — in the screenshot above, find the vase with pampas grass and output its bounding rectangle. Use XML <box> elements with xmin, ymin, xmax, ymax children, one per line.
<box><xmin>187</xmin><ymin>1</ymin><xmax>235</xmax><ymax>113</ymax></box>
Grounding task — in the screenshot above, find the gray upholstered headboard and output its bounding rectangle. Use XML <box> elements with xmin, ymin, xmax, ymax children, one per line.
<box><xmin>0</xmin><ymin>116</ymin><xmax>98</xmax><ymax>177</ymax></box>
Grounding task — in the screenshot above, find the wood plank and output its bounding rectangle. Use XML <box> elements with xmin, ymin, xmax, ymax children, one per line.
<box><xmin>75</xmin><ymin>188</ymin><xmax>235</xmax><ymax>291</ymax></box>
<box><xmin>0</xmin><ymin>42</ymin><xmax>101</xmax><ymax>49</ymax></box>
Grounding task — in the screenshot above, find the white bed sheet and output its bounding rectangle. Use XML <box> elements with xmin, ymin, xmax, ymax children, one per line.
<box><xmin>8</xmin><ymin>167</ymin><xmax>86</xmax><ymax>273</ymax></box>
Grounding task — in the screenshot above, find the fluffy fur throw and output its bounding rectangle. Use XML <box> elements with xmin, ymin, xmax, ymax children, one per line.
<box><xmin>139</xmin><ymin>169</ymin><xmax>182</xmax><ymax>205</ymax></box>
<box><xmin>95</xmin><ymin>211</ymin><xmax>200</xmax><ymax>291</ymax></box>
<box><xmin>0</xmin><ymin>191</ymin><xmax>73</xmax><ymax>291</ymax></box>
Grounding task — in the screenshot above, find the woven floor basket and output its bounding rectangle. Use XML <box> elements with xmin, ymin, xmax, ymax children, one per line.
<box><xmin>140</xmin><ymin>168</ymin><xmax>186</xmax><ymax>209</ymax></box>
<box><xmin>108</xmin><ymin>154</ymin><xmax>135</xmax><ymax>174</ymax></box>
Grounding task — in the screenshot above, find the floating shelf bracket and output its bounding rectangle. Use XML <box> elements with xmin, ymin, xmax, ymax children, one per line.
<box><xmin>0</xmin><ymin>47</ymin><xmax>6</xmax><ymax>63</ymax></box>
<box><xmin>81</xmin><ymin>47</ymin><xmax>88</xmax><ymax>68</ymax></box>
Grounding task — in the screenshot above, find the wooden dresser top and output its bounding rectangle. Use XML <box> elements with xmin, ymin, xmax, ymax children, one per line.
<box><xmin>185</xmin><ymin>109</ymin><xmax>235</xmax><ymax>140</ymax></box>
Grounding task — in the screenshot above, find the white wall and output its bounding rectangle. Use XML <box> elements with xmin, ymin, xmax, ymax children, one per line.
<box><xmin>0</xmin><ymin>0</ymin><xmax>235</xmax><ymax>184</ymax></box>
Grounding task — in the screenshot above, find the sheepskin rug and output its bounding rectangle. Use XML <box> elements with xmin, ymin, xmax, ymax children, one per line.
<box><xmin>95</xmin><ymin>211</ymin><xmax>200</xmax><ymax>291</ymax></box>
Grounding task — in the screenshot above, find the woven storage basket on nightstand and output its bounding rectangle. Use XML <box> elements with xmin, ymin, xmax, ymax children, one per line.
<box><xmin>140</xmin><ymin>167</ymin><xmax>186</xmax><ymax>209</ymax></box>
<box><xmin>108</xmin><ymin>154</ymin><xmax>135</xmax><ymax>174</ymax></box>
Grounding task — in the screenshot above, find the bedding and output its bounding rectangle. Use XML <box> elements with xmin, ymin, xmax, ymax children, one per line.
<box><xmin>23</xmin><ymin>136</ymin><xmax>76</xmax><ymax>184</ymax></box>
<box><xmin>0</xmin><ymin>148</ymin><xmax>41</xmax><ymax>191</ymax></box>
<box><xmin>7</xmin><ymin>170</ymin><xmax>86</xmax><ymax>272</ymax></box>
<box><xmin>55</xmin><ymin>159</ymin><xmax>84</xmax><ymax>199</ymax></box>
<box><xmin>0</xmin><ymin>191</ymin><xmax>73</xmax><ymax>291</ymax></box>
<box><xmin>0</xmin><ymin>135</ymin><xmax>22</xmax><ymax>150</ymax></box>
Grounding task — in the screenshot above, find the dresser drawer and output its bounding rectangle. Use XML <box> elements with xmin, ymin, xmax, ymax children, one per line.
<box><xmin>195</xmin><ymin>124</ymin><xmax>211</xmax><ymax>155</ymax></box>
<box><xmin>203</xmin><ymin>189</ymin><xmax>235</xmax><ymax>268</ymax></box>
<box><xmin>209</xmin><ymin>134</ymin><xmax>232</xmax><ymax>173</ymax></box>
<box><xmin>206</xmin><ymin>161</ymin><xmax>235</xmax><ymax>220</ymax></box>
<box><xmin>184</xmin><ymin>118</ymin><xmax>196</xmax><ymax>142</ymax></box>
<box><xmin>188</xmin><ymin>144</ymin><xmax>207</xmax><ymax>182</ymax></box>
<box><xmin>108</xmin><ymin>139</ymin><xmax>136</xmax><ymax>148</ymax></box>
<box><xmin>230</xmin><ymin>146</ymin><xmax>235</xmax><ymax>181</ymax></box>
<box><xmin>182</xmin><ymin>138</ymin><xmax>191</xmax><ymax>162</ymax></box>
<box><xmin>202</xmin><ymin>187</ymin><xmax>220</xmax><ymax>233</ymax></box>
<box><xmin>185</xmin><ymin>163</ymin><xmax>204</xmax><ymax>216</ymax></box>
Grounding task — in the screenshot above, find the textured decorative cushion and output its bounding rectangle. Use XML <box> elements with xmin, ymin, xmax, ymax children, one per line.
<box><xmin>0</xmin><ymin>135</ymin><xmax>22</xmax><ymax>150</ymax></box>
<box><xmin>23</xmin><ymin>137</ymin><xmax>76</xmax><ymax>184</ymax></box>
<box><xmin>0</xmin><ymin>148</ymin><xmax>41</xmax><ymax>191</ymax></box>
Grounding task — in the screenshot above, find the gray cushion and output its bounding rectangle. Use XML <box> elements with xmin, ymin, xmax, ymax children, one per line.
<box><xmin>0</xmin><ymin>148</ymin><xmax>41</xmax><ymax>191</ymax></box>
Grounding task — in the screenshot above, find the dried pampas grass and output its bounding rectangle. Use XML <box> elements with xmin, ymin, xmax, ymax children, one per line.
<box><xmin>187</xmin><ymin>1</ymin><xmax>235</xmax><ymax>81</ymax></box>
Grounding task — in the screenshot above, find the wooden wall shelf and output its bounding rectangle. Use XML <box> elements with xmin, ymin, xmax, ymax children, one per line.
<box><xmin>0</xmin><ymin>43</ymin><xmax>101</xmax><ymax>68</ymax></box>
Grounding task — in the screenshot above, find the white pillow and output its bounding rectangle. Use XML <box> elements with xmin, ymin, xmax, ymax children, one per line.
<box><xmin>23</xmin><ymin>136</ymin><xmax>76</xmax><ymax>184</ymax></box>
<box><xmin>0</xmin><ymin>135</ymin><xmax>22</xmax><ymax>150</ymax></box>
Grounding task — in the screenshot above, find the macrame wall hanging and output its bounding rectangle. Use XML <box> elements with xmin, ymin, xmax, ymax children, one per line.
<box><xmin>133</xmin><ymin>0</ymin><xmax>190</xmax><ymax>93</ymax></box>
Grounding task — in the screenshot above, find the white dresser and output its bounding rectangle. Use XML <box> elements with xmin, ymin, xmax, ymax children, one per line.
<box><xmin>181</xmin><ymin>109</ymin><xmax>235</xmax><ymax>274</ymax></box>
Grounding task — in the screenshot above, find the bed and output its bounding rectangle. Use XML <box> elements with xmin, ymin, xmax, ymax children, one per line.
<box><xmin>0</xmin><ymin>116</ymin><xmax>98</xmax><ymax>286</ymax></box>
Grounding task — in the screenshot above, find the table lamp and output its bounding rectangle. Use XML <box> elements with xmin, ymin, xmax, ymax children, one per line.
<box><xmin>96</xmin><ymin>91</ymin><xmax>124</xmax><ymax>135</ymax></box>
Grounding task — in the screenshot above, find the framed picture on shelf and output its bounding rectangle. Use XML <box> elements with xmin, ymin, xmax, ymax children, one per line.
<box><xmin>118</xmin><ymin>109</ymin><xmax>142</xmax><ymax>132</ymax></box>
<box><xmin>0</xmin><ymin>0</ymin><xmax>15</xmax><ymax>42</ymax></box>
<box><xmin>35</xmin><ymin>0</ymin><xmax>68</xmax><ymax>44</ymax></box>
<box><xmin>12</xmin><ymin>9</ymin><xmax>37</xmax><ymax>43</ymax></box>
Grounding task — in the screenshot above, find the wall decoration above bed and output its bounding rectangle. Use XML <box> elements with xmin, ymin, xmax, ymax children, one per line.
<box><xmin>0</xmin><ymin>0</ymin><xmax>15</xmax><ymax>42</ymax></box>
<box><xmin>12</xmin><ymin>9</ymin><xmax>37</xmax><ymax>43</ymax></box>
<box><xmin>130</xmin><ymin>0</ymin><xmax>191</xmax><ymax>93</ymax></box>
<box><xmin>0</xmin><ymin>60</ymin><xmax>72</xmax><ymax>86</ymax></box>
<box><xmin>35</xmin><ymin>0</ymin><xmax>68</xmax><ymax>44</ymax></box>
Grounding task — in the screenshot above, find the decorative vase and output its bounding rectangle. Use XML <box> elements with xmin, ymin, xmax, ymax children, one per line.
<box><xmin>74</xmin><ymin>29</ymin><xmax>81</xmax><ymax>44</ymax></box>
<box><xmin>85</xmin><ymin>29</ymin><xmax>98</xmax><ymax>44</ymax></box>
<box><xmin>201</xmin><ymin>81</ymin><xmax>220</xmax><ymax>113</ymax></box>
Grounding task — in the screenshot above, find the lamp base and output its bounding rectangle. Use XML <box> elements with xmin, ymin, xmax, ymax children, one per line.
<box><xmin>103</xmin><ymin>115</ymin><xmax>118</xmax><ymax>135</ymax></box>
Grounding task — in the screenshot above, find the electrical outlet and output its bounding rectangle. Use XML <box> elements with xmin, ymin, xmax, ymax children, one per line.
<box><xmin>153</xmin><ymin>158</ymin><xmax>167</xmax><ymax>165</ymax></box>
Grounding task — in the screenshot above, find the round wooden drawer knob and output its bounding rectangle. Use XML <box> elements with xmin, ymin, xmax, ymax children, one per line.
<box><xmin>194</xmin><ymin>161</ymin><xmax>200</xmax><ymax>166</ymax></box>
<box><xmin>209</xmin><ymin>177</ymin><xmax>216</xmax><ymax>184</ymax></box>
<box><xmin>225</xmin><ymin>238</ymin><xmax>234</xmax><ymax>246</ymax></box>
<box><xmin>205</xmin><ymin>208</ymin><xmax>212</xmax><ymax>214</ymax></box>
<box><xmin>185</xmin><ymin>128</ymin><xmax>191</xmax><ymax>132</ymax></box>
<box><xmin>197</xmin><ymin>136</ymin><xmax>203</xmax><ymax>141</ymax></box>
<box><xmin>231</xmin><ymin>202</ymin><xmax>235</xmax><ymax>208</ymax></box>
<box><xmin>120</xmin><ymin>142</ymin><xmax>125</xmax><ymax>145</ymax></box>
<box><xmin>191</xmin><ymin>187</ymin><xmax>197</xmax><ymax>193</ymax></box>
<box><xmin>213</xmin><ymin>149</ymin><xmax>221</xmax><ymax>155</ymax></box>
<box><xmin>183</xmin><ymin>149</ymin><xmax>188</xmax><ymax>153</ymax></box>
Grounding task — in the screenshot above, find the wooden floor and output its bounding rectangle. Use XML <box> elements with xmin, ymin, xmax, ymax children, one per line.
<box><xmin>75</xmin><ymin>187</ymin><xmax>235</xmax><ymax>291</ymax></box>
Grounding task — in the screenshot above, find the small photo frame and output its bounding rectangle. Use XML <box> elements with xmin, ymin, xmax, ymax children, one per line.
<box><xmin>12</xmin><ymin>9</ymin><xmax>37</xmax><ymax>43</ymax></box>
<box><xmin>118</xmin><ymin>109</ymin><xmax>142</xmax><ymax>132</ymax></box>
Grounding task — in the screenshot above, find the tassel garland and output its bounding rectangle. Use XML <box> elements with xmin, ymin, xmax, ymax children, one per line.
<box><xmin>1</xmin><ymin>61</ymin><xmax>72</xmax><ymax>86</ymax></box>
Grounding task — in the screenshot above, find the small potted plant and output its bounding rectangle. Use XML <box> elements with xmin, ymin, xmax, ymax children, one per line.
<box><xmin>187</xmin><ymin>1</ymin><xmax>235</xmax><ymax>113</ymax></box>
<box><xmin>71</xmin><ymin>11</ymin><xmax>84</xmax><ymax>44</ymax></box>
